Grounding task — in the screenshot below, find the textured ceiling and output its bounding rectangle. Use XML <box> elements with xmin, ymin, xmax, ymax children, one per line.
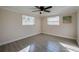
<box><xmin>0</xmin><ymin>6</ymin><xmax>78</xmax><ymax>16</ymax></box>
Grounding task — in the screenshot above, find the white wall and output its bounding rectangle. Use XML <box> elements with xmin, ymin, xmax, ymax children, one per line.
<box><xmin>0</xmin><ymin>9</ymin><xmax>41</xmax><ymax>45</ymax></box>
<box><xmin>0</xmin><ymin>9</ymin><xmax>2</xmax><ymax>42</ymax></box>
<box><xmin>42</xmin><ymin>13</ymin><xmax>77</xmax><ymax>40</ymax></box>
<box><xmin>77</xmin><ymin>11</ymin><xmax>79</xmax><ymax>46</ymax></box>
<box><xmin>0</xmin><ymin>8</ymin><xmax>77</xmax><ymax>46</ymax></box>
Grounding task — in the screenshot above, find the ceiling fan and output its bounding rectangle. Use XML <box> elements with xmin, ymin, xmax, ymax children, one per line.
<box><xmin>32</xmin><ymin>6</ymin><xmax>52</xmax><ymax>14</ymax></box>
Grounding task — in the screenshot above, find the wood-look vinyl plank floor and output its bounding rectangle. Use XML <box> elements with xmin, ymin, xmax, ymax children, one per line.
<box><xmin>0</xmin><ymin>34</ymin><xmax>79</xmax><ymax>52</ymax></box>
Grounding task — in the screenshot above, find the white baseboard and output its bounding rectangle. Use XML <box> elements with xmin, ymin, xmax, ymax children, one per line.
<box><xmin>43</xmin><ymin>32</ymin><xmax>76</xmax><ymax>40</ymax></box>
<box><xmin>0</xmin><ymin>33</ymin><xmax>41</xmax><ymax>46</ymax></box>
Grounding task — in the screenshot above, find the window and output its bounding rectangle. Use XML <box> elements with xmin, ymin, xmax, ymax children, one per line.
<box><xmin>22</xmin><ymin>15</ymin><xmax>35</xmax><ymax>25</ymax></box>
<box><xmin>47</xmin><ymin>16</ymin><xmax>59</xmax><ymax>25</ymax></box>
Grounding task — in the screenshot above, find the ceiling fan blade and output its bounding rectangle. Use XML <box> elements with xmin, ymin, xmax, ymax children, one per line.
<box><xmin>45</xmin><ymin>6</ymin><xmax>52</xmax><ymax>9</ymax></box>
<box><xmin>35</xmin><ymin>6</ymin><xmax>40</xmax><ymax>9</ymax></box>
<box><xmin>32</xmin><ymin>10</ymin><xmax>40</xmax><ymax>12</ymax></box>
<box><xmin>44</xmin><ymin>10</ymin><xmax>50</xmax><ymax>12</ymax></box>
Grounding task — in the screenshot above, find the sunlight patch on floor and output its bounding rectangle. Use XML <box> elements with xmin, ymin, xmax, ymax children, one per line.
<box><xmin>59</xmin><ymin>42</ymin><xmax>79</xmax><ymax>52</ymax></box>
<box><xmin>19</xmin><ymin>44</ymin><xmax>36</xmax><ymax>52</ymax></box>
<box><xmin>19</xmin><ymin>45</ymin><xmax>31</xmax><ymax>52</ymax></box>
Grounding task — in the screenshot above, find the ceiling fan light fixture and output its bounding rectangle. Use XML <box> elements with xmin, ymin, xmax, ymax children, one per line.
<box><xmin>40</xmin><ymin>11</ymin><xmax>44</xmax><ymax>14</ymax></box>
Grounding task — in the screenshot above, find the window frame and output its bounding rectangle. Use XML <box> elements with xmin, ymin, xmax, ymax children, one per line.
<box><xmin>22</xmin><ymin>15</ymin><xmax>35</xmax><ymax>25</ymax></box>
<box><xmin>47</xmin><ymin>16</ymin><xmax>60</xmax><ymax>26</ymax></box>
